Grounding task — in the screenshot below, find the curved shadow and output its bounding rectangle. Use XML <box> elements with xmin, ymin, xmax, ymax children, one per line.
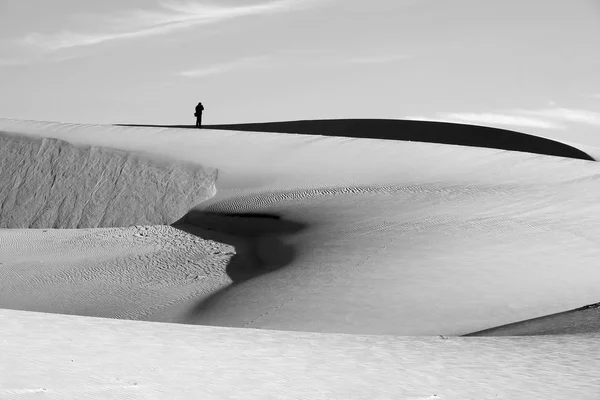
<box><xmin>116</xmin><ymin>119</ymin><xmax>595</xmax><ymax>161</ymax></box>
<box><xmin>178</xmin><ymin>210</ymin><xmax>306</xmax><ymax>240</ymax></box>
<box><xmin>172</xmin><ymin>210</ymin><xmax>307</xmax><ymax>325</ymax></box>
<box><xmin>174</xmin><ymin>210</ymin><xmax>306</xmax><ymax>281</ymax></box>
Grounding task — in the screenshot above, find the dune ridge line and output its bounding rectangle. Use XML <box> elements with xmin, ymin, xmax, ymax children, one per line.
<box><xmin>119</xmin><ymin>118</ymin><xmax>596</xmax><ymax>161</ymax></box>
<box><xmin>1</xmin><ymin>118</ymin><xmax>600</xmax><ymax>337</ymax></box>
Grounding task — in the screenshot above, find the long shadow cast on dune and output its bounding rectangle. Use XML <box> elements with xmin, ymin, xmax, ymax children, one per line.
<box><xmin>172</xmin><ymin>211</ymin><xmax>306</xmax><ymax>324</ymax></box>
<box><xmin>118</xmin><ymin>119</ymin><xmax>595</xmax><ymax>161</ymax></box>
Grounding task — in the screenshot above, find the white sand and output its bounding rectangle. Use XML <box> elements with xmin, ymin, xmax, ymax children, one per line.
<box><xmin>1</xmin><ymin>308</ymin><xmax>599</xmax><ymax>400</ymax></box>
<box><xmin>0</xmin><ymin>226</ymin><xmax>234</xmax><ymax>320</ymax></box>
<box><xmin>1</xmin><ymin>118</ymin><xmax>599</xmax><ymax>398</ymax></box>
<box><xmin>5</xmin><ymin>118</ymin><xmax>600</xmax><ymax>334</ymax></box>
<box><xmin>0</xmin><ymin>133</ymin><xmax>215</xmax><ymax>228</ymax></box>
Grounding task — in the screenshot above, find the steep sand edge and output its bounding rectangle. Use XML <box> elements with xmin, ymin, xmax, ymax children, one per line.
<box><xmin>0</xmin><ymin>133</ymin><xmax>217</xmax><ymax>228</ymax></box>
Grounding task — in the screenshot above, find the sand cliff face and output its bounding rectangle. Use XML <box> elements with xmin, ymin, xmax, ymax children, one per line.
<box><xmin>0</xmin><ymin>134</ymin><xmax>216</xmax><ymax>228</ymax></box>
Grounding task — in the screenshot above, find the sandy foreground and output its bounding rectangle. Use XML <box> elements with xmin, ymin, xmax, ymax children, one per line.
<box><xmin>1</xmin><ymin>118</ymin><xmax>600</xmax><ymax>398</ymax></box>
<box><xmin>1</xmin><ymin>308</ymin><xmax>599</xmax><ymax>400</ymax></box>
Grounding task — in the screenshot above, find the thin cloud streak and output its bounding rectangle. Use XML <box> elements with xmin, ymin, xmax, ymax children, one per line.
<box><xmin>406</xmin><ymin>113</ymin><xmax>564</xmax><ymax>129</ymax></box>
<box><xmin>179</xmin><ymin>56</ymin><xmax>271</xmax><ymax>77</ymax></box>
<box><xmin>347</xmin><ymin>54</ymin><xmax>411</xmax><ymax>64</ymax></box>
<box><xmin>304</xmin><ymin>53</ymin><xmax>411</xmax><ymax>68</ymax></box>
<box><xmin>407</xmin><ymin>107</ymin><xmax>600</xmax><ymax>130</ymax></box>
<box><xmin>0</xmin><ymin>59</ymin><xmax>26</xmax><ymax>67</ymax></box>
<box><xmin>0</xmin><ymin>52</ymin><xmax>85</xmax><ymax>68</ymax></box>
<box><xmin>21</xmin><ymin>0</ymin><xmax>325</xmax><ymax>51</ymax></box>
<box><xmin>179</xmin><ymin>51</ymin><xmax>410</xmax><ymax>78</ymax></box>
<box><xmin>520</xmin><ymin>108</ymin><xmax>600</xmax><ymax>126</ymax></box>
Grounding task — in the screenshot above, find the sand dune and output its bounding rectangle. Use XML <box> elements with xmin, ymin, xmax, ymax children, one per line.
<box><xmin>184</xmin><ymin>177</ymin><xmax>600</xmax><ymax>335</ymax></box>
<box><xmin>120</xmin><ymin>118</ymin><xmax>595</xmax><ymax>161</ymax></box>
<box><xmin>0</xmin><ymin>226</ymin><xmax>234</xmax><ymax>320</ymax></box>
<box><xmin>1</xmin><ymin>117</ymin><xmax>600</xmax><ymax>336</ymax></box>
<box><xmin>0</xmin><ymin>133</ymin><xmax>216</xmax><ymax>228</ymax></box>
<box><xmin>2</xmin><ymin>117</ymin><xmax>600</xmax><ymax>398</ymax></box>
<box><xmin>2</xmin><ymin>308</ymin><xmax>599</xmax><ymax>400</ymax></box>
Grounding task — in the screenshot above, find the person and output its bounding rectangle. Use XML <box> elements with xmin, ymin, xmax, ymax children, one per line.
<box><xmin>195</xmin><ymin>102</ymin><xmax>204</xmax><ymax>128</ymax></box>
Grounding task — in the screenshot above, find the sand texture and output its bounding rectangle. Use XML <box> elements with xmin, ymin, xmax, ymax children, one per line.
<box><xmin>1</xmin><ymin>117</ymin><xmax>599</xmax><ymax>398</ymax></box>
<box><xmin>0</xmin><ymin>133</ymin><xmax>216</xmax><ymax>228</ymax></box>
<box><xmin>1</xmin><ymin>118</ymin><xmax>600</xmax><ymax>335</ymax></box>
<box><xmin>1</xmin><ymin>309</ymin><xmax>599</xmax><ymax>400</ymax></box>
<box><xmin>0</xmin><ymin>226</ymin><xmax>234</xmax><ymax>321</ymax></box>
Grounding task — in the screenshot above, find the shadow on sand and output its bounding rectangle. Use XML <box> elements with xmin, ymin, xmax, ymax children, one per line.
<box><xmin>464</xmin><ymin>302</ymin><xmax>600</xmax><ymax>336</ymax></box>
<box><xmin>172</xmin><ymin>210</ymin><xmax>306</xmax><ymax>324</ymax></box>
<box><xmin>117</xmin><ymin>119</ymin><xmax>595</xmax><ymax>161</ymax></box>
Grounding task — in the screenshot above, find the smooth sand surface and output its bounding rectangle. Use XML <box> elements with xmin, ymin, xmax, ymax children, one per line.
<box><xmin>1</xmin><ymin>117</ymin><xmax>600</xmax><ymax>398</ymax></box>
<box><xmin>1</xmin><ymin>118</ymin><xmax>600</xmax><ymax>335</ymax></box>
<box><xmin>1</xmin><ymin>308</ymin><xmax>600</xmax><ymax>400</ymax></box>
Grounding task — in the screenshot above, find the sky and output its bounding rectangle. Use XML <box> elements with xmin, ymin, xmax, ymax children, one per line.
<box><xmin>1</xmin><ymin>0</ymin><xmax>599</xmax><ymax>146</ymax></box>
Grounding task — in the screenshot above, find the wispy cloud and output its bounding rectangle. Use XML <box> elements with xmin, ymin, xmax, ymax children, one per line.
<box><xmin>406</xmin><ymin>113</ymin><xmax>564</xmax><ymax>129</ymax></box>
<box><xmin>0</xmin><ymin>52</ymin><xmax>85</xmax><ymax>68</ymax></box>
<box><xmin>179</xmin><ymin>56</ymin><xmax>271</xmax><ymax>77</ymax></box>
<box><xmin>346</xmin><ymin>54</ymin><xmax>411</xmax><ymax>65</ymax></box>
<box><xmin>21</xmin><ymin>0</ymin><xmax>325</xmax><ymax>51</ymax></box>
<box><xmin>0</xmin><ymin>59</ymin><xmax>26</xmax><ymax>68</ymax></box>
<box><xmin>407</xmin><ymin>107</ymin><xmax>600</xmax><ymax>130</ymax></box>
<box><xmin>520</xmin><ymin>108</ymin><xmax>600</xmax><ymax>127</ymax></box>
<box><xmin>179</xmin><ymin>51</ymin><xmax>410</xmax><ymax>78</ymax></box>
<box><xmin>301</xmin><ymin>52</ymin><xmax>410</xmax><ymax>68</ymax></box>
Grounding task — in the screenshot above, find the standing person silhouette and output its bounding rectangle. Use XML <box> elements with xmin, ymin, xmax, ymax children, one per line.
<box><xmin>195</xmin><ymin>102</ymin><xmax>204</xmax><ymax>128</ymax></box>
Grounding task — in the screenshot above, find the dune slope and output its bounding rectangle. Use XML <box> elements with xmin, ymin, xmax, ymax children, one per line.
<box><xmin>1</xmin><ymin>308</ymin><xmax>600</xmax><ymax>400</ymax></box>
<box><xmin>120</xmin><ymin>119</ymin><xmax>595</xmax><ymax>161</ymax></box>
<box><xmin>0</xmin><ymin>133</ymin><xmax>216</xmax><ymax>228</ymax></box>
<box><xmin>1</xmin><ymin>118</ymin><xmax>600</xmax><ymax>336</ymax></box>
<box><xmin>0</xmin><ymin>226</ymin><xmax>234</xmax><ymax>320</ymax></box>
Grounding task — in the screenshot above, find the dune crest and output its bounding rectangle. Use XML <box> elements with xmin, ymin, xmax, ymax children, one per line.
<box><xmin>120</xmin><ymin>119</ymin><xmax>595</xmax><ymax>161</ymax></box>
<box><xmin>0</xmin><ymin>134</ymin><xmax>216</xmax><ymax>228</ymax></box>
<box><xmin>207</xmin><ymin>119</ymin><xmax>596</xmax><ymax>161</ymax></box>
<box><xmin>2</xmin><ymin>119</ymin><xmax>600</xmax><ymax>336</ymax></box>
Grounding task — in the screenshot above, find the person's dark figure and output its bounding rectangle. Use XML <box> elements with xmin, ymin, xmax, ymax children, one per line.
<box><xmin>195</xmin><ymin>102</ymin><xmax>204</xmax><ymax>128</ymax></box>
